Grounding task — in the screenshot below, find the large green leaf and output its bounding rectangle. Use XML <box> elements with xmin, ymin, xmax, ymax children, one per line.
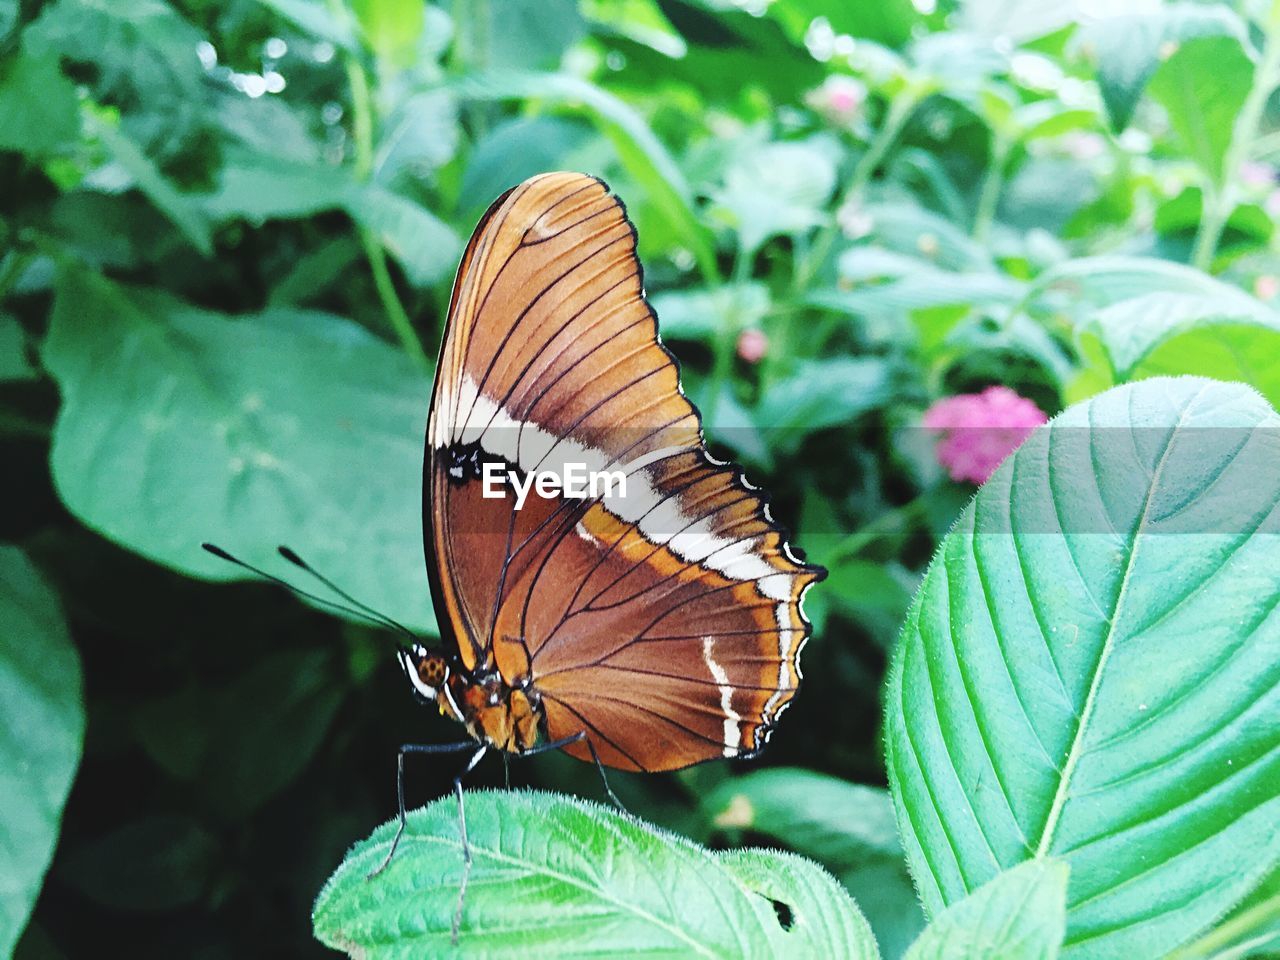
<box><xmin>314</xmin><ymin>790</ymin><xmax>879</xmax><ymax>958</ymax></box>
<box><xmin>0</xmin><ymin>546</ymin><xmax>84</xmax><ymax>957</ymax></box>
<box><xmin>1074</xmin><ymin>3</ymin><xmax>1247</xmax><ymax>132</ymax></box>
<box><xmin>886</xmin><ymin>377</ymin><xmax>1280</xmax><ymax>958</ymax></box>
<box><xmin>903</xmin><ymin>859</ymin><xmax>1069</xmax><ymax>960</ymax></box>
<box><xmin>42</xmin><ymin>271</ymin><xmax>436</xmax><ymax>634</ymax></box>
<box><xmin>1074</xmin><ymin>291</ymin><xmax>1280</xmax><ymax>408</ymax></box>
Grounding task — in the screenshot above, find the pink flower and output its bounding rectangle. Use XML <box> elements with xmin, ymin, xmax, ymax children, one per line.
<box><xmin>923</xmin><ymin>386</ymin><xmax>1049</xmax><ymax>485</ymax></box>
<box><xmin>1255</xmin><ymin>275</ymin><xmax>1280</xmax><ymax>301</ymax></box>
<box><xmin>806</xmin><ymin>75</ymin><xmax>866</xmax><ymax>127</ymax></box>
<box><xmin>736</xmin><ymin>328</ymin><xmax>768</xmax><ymax>364</ymax></box>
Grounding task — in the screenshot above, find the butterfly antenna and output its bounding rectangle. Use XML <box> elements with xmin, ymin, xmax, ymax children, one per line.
<box><xmin>201</xmin><ymin>543</ymin><xmax>414</xmax><ymax>638</ymax></box>
<box><xmin>276</xmin><ymin>545</ymin><xmax>416</xmax><ymax>639</ymax></box>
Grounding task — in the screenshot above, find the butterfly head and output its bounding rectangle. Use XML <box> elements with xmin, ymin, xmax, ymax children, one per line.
<box><xmin>398</xmin><ymin>643</ymin><xmax>451</xmax><ymax>703</ymax></box>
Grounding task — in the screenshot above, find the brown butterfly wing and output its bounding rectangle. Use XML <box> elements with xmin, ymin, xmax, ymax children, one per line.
<box><xmin>427</xmin><ymin>172</ymin><xmax>822</xmax><ymax>770</ymax></box>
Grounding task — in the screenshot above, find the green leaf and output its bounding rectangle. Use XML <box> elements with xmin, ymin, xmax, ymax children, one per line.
<box><xmin>649</xmin><ymin>282</ymin><xmax>771</xmax><ymax>342</ymax></box>
<box><xmin>455</xmin><ymin>71</ymin><xmax>718</xmax><ymax>282</ymax></box>
<box><xmin>886</xmin><ymin>377</ymin><xmax>1280</xmax><ymax>957</ymax></box>
<box><xmin>1076</xmin><ymin>3</ymin><xmax>1247</xmax><ymax>132</ymax></box>
<box><xmin>470</xmin><ymin>0</ymin><xmax>585</xmax><ymax>70</ymax></box>
<box><xmin>24</xmin><ymin>0</ymin><xmax>205</xmax><ymax>105</ymax></box>
<box><xmin>351</xmin><ymin>0</ymin><xmax>424</xmax><ymax>66</ymax></box>
<box><xmin>0</xmin><ymin>50</ymin><xmax>80</xmax><ymax>157</ymax></box>
<box><xmin>1147</xmin><ymin>35</ymin><xmax>1253</xmax><ymax>184</ymax></box>
<box><xmin>0</xmin><ymin>546</ymin><xmax>84</xmax><ymax>956</ymax></box>
<box><xmin>1166</xmin><ymin>864</ymin><xmax>1280</xmax><ymax>960</ymax></box>
<box><xmin>314</xmin><ymin>790</ymin><xmax>879</xmax><ymax>958</ymax></box>
<box><xmin>712</xmin><ymin>139</ymin><xmax>838</xmax><ymax>257</ymax></box>
<box><xmin>904</xmin><ymin>859</ymin><xmax>1069</xmax><ymax>960</ymax></box>
<box><xmin>42</xmin><ymin>272</ymin><xmax>436</xmax><ymax>634</ymax></box>
<box><xmin>717</xmin><ymin>848</ymin><xmax>882</xmax><ymax>960</ymax></box>
<box><xmin>1026</xmin><ymin>255</ymin><xmax>1264</xmax><ymax>319</ymax></box>
<box><xmin>86</xmin><ymin>111</ymin><xmax>214</xmax><ymax>257</ymax></box>
<box><xmin>767</xmin><ymin>0</ymin><xmax>916</xmax><ymax>47</ymax></box>
<box><xmin>855</xmin><ymin>204</ymin><xmax>997</xmax><ymax>274</ymax></box>
<box><xmin>203</xmin><ymin>150</ymin><xmax>460</xmax><ymax>286</ymax></box>
<box><xmin>458</xmin><ymin>116</ymin><xmax>605</xmax><ymax>223</ymax></box>
<box><xmin>373</xmin><ymin>91</ymin><xmax>460</xmax><ymax>187</ymax></box>
<box><xmin>706</xmin><ymin>769</ymin><xmax>903</xmax><ymax>869</ymax></box>
<box><xmin>756</xmin><ymin>358</ymin><xmax>893</xmax><ymax>455</ymax></box>
<box><xmin>1077</xmin><ymin>291</ymin><xmax>1280</xmax><ymax>408</ymax></box>
<box><xmin>705</xmin><ymin>768</ymin><xmax>924</xmax><ymax>957</ymax></box>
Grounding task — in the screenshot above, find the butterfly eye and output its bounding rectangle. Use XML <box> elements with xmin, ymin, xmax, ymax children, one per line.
<box><xmin>419</xmin><ymin>656</ymin><xmax>449</xmax><ymax>687</ymax></box>
<box><xmin>399</xmin><ymin>648</ymin><xmax>446</xmax><ymax>701</ymax></box>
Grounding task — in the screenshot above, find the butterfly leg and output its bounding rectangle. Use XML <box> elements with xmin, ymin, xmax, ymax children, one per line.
<box><xmin>451</xmin><ymin>745</ymin><xmax>488</xmax><ymax>944</ymax></box>
<box><xmin>367</xmin><ymin>740</ymin><xmax>477</xmax><ymax>880</ymax></box>
<box><xmin>520</xmin><ymin>731</ymin><xmax>627</xmax><ymax>814</ymax></box>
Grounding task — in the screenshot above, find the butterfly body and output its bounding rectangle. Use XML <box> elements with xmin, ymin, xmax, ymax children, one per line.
<box><xmin>399</xmin><ymin>645</ymin><xmax>542</xmax><ymax>754</ymax></box>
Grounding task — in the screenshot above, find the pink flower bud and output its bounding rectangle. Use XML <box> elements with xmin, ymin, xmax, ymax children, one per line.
<box><xmin>736</xmin><ymin>328</ymin><xmax>768</xmax><ymax>364</ymax></box>
<box><xmin>922</xmin><ymin>386</ymin><xmax>1049</xmax><ymax>485</ymax></box>
<box><xmin>806</xmin><ymin>75</ymin><xmax>866</xmax><ymax>127</ymax></box>
<box><xmin>1255</xmin><ymin>275</ymin><xmax>1279</xmax><ymax>301</ymax></box>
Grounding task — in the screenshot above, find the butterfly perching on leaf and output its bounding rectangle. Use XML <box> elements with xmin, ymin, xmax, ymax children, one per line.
<box><xmin>206</xmin><ymin>172</ymin><xmax>823</xmax><ymax>941</ymax></box>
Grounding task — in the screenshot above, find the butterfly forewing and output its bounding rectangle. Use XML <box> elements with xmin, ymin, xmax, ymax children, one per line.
<box><xmin>426</xmin><ymin>172</ymin><xmax>822</xmax><ymax>771</ymax></box>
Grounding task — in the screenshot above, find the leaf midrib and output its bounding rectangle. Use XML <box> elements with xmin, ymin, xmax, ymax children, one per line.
<box><xmin>1033</xmin><ymin>385</ymin><xmax>1204</xmax><ymax>859</ymax></box>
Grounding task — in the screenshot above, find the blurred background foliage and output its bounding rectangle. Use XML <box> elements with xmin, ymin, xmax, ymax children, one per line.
<box><xmin>3</xmin><ymin>0</ymin><xmax>1280</xmax><ymax>956</ymax></box>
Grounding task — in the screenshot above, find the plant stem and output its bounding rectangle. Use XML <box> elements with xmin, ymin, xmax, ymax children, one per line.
<box><xmin>825</xmin><ymin>494</ymin><xmax>929</xmax><ymax>565</ymax></box>
<box><xmin>795</xmin><ymin>86</ymin><xmax>926</xmax><ymax>292</ymax></box>
<box><xmin>1191</xmin><ymin>0</ymin><xmax>1280</xmax><ymax>271</ymax></box>
<box><xmin>702</xmin><ymin>248</ymin><xmax>753</xmax><ymax>428</ymax></box>
<box><xmin>847</xmin><ymin>89</ymin><xmax>924</xmax><ymax>203</ymax></box>
<box><xmin>329</xmin><ymin>0</ymin><xmax>430</xmax><ymax>372</ymax></box>
<box><xmin>972</xmin><ymin>135</ymin><xmax>1009</xmax><ymax>244</ymax></box>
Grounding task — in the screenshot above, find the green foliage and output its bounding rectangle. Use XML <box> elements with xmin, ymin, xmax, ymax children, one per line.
<box><xmin>43</xmin><ymin>270</ymin><xmax>436</xmax><ymax>632</ymax></box>
<box><xmin>314</xmin><ymin>790</ymin><xmax>879</xmax><ymax>959</ymax></box>
<box><xmin>1079</xmin><ymin>3</ymin><xmax>1247</xmax><ymax>132</ymax></box>
<box><xmin>903</xmin><ymin>859</ymin><xmax>1069</xmax><ymax>960</ymax></box>
<box><xmin>4</xmin><ymin>0</ymin><xmax>1280</xmax><ymax>955</ymax></box>
<box><xmin>0</xmin><ymin>547</ymin><xmax>83</xmax><ymax>956</ymax></box>
<box><xmin>886</xmin><ymin>376</ymin><xmax>1280</xmax><ymax>957</ymax></box>
<box><xmin>703</xmin><ymin>768</ymin><xmax>925</xmax><ymax>956</ymax></box>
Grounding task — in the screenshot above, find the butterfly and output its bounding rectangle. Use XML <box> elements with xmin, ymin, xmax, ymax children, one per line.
<box><xmin>206</xmin><ymin>171</ymin><xmax>822</xmax><ymax>940</ymax></box>
<box><xmin>404</xmin><ymin>170</ymin><xmax>821</xmax><ymax>774</ymax></box>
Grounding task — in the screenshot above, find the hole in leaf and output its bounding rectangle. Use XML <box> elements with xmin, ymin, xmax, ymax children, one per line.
<box><xmin>770</xmin><ymin>898</ymin><xmax>794</xmax><ymax>930</ymax></box>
